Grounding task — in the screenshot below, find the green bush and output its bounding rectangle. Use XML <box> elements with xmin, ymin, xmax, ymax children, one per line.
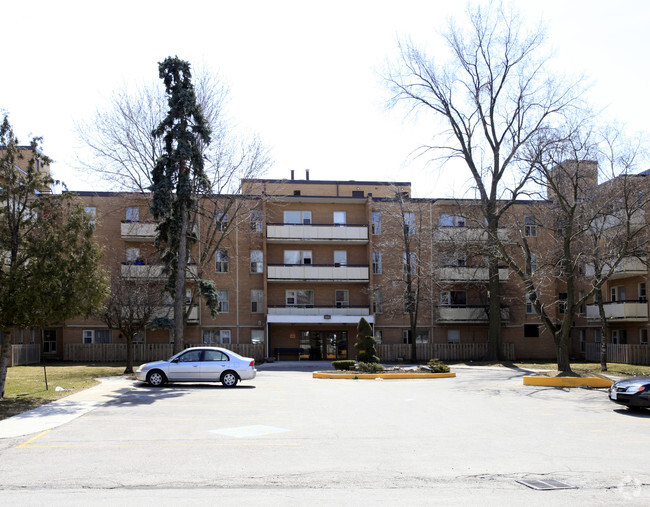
<box><xmin>358</xmin><ymin>362</ymin><xmax>385</xmax><ymax>373</ymax></box>
<box><xmin>355</xmin><ymin>317</ymin><xmax>380</xmax><ymax>363</ymax></box>
<box><xmin>427</xmin><ymin>358</ymin><xmax>450</xmax><ymax>373</ymax></box>
<box><xmin>332</xmin><ymin>360</ymin><xmax>356</xmax><ymax>371</ymax></box>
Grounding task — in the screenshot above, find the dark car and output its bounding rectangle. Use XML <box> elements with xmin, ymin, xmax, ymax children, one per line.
<box><xmin>609</xmin><ymin>376</ymin><xmax>650</xmax><ymax>409</ymax></box>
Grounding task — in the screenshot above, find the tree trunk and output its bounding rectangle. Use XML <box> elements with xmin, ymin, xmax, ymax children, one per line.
<box><xmin>594</xmin><ymin>289</ymin><xmax>608</xmax><ymax>372</ymax></box>
<box><xmin>173</xmin><ymin>208</ymin><xmax>189</xmax><ymax>355</ymax></box>
<box><xmin>0</xmin><ymin>341</ymin><xmax>10</xmax><ymax>400</ymax></box>
<box><xmin>556</xmin><ymin>332</ymin><xmax>572</xmax><ymax>373</ymax></box>
<box><xmin>486</xmin><ymin>255</ymin><xmax>502</xmax><ymax>361</ymax></box>
<box><xmin>124</xmin><ymin>335</ymin><xmax>134</xmax><ymax>374</ymax></box>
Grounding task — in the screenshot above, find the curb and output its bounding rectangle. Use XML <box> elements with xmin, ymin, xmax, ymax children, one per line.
<box><xmin>313</xmin><ymin>372</ymin><xmax>456</xmax><ymax>380</ymax></box>
<box><xmin>522</xmin><ymin>376</ymin><xmax>612</xmax><ymax>388</ymax></box>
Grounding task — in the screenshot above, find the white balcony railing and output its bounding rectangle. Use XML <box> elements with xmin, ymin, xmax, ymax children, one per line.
<box><xmin>267</xmin><ymin>264</ymin><xmax>369</xmax><ymax>282</ymax></box>
<box><xmin>437</xmin><ymin>305</ymin><xmax>510</xmax><ymax>323</ymax></box>
<box><xmin>434</xmin><ymin>227</ymin><xmax>508</xmax><ymax>243</ymax></box>
<box><xmin>266</xmin><ymin>224</ymin><xmax>368</xmax><ymax>243</ymax></box>
<box><xmin>121</xmin><ymin>221</ymin><xmax>157</xmax><ymax>240</ymax></box>
<box><xmin>585</xmin><ymin>256</ymin><xmax>647</xmax><ymax>280</ymax></box>
<box><xmin>586</xmin><ymin>301</ymin><xmax>648</xmax><ymax>322</ymax></box>
<box><xmin>437</xmin><ymin>266</ymin><xmax>509</xmax><ymax>283</ymax></box>
<box><xmin>121</xmin><ymin>264</ymin><xmax>198</xmax><ymax>280</ymax></box>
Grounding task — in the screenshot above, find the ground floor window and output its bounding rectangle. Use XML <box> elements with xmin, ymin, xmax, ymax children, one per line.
<box><xmin>580</xmin><ymin>329</ymin><xmax>586</xmax><ymax>353</ymax></box>
<box><xmin>402</xmin><ymin>329</ymin><xmax>429</xmax><ymax>344</ymax></box>
<box><xmin>524</xmin><ymin>324</ymin><xmax>539</xmax><ymax>338</ymax></box>
<box><xmin>43</xmin><ymin>330</ymin><xmax>57</xmax><ymax>353</ymax></box>
<box><xmin>641</xmin><ymin>329</ymin><xmax>648</xmax><ymax>345</ymax></box>
<box><xmin>203</xmin><ymin>329</ymin><xmax>231</xmax><ymax>345</ymax></box>
<box><xmin>251</xmin><ymin>329</ymin><xmax>264</xmax><ymax>344</ymax></box>
<box><xmin>447</xmin><ymin>330</ymin><xmax>460</xmax><ymax>343</ymax></box>
<box><xmin>132</xmin><ymin>331</ymin><xmax>145</xmax><ymax>344</ymax></box>
<box><xmin>612</xmin><ymin>329</ymin><xmax>627</xmax><ymax>344</ymax></box>
<box><xmin>82</xmin><ymin>329</ymin><xmax>111</xmax><ymax>344</ymax></box>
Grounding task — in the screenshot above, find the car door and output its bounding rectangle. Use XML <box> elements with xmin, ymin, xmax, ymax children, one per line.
<box><xmin>200</xmin><ymin>350</ymin><xmax>229</xmax><ymax>380</ymax></box>
<box><xmin>166</xmin><ymin>349</ymin><xmax>204</xmax><ymax>380</ymax></box>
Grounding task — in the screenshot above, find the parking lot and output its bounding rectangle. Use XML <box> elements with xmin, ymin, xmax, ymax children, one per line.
<box><xmin>0</xmin><ymin>364</ymin><xmax>649</xmax><ymax>505</ymax></box>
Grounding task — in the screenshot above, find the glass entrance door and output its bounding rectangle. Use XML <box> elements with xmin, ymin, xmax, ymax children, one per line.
<box><xmin>325</xmin><ymin>331</ymin><xmax>347</xmax><ymax>360</ymax></box>
<box><xmin>300</xmin><ymin>330</ymin><xmax>348</xmax><ymax>360</ymax></box>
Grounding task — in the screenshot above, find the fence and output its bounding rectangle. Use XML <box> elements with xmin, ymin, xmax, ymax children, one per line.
<box><xmin>585</xmin><ymin>343</ymin><xmax>650</xmax><ymax>366</ymax></box>
<box><xmin>64</xmin><ymin>343</ymin><xmax>266</xmax><ymax>363</ymax></box>
<box><xmin>376</xmin><ymin>342</ymin><xmax>516</xmax><ymax>362</ymax></box>
<box><xmin>11</xmin><ymin>344</ymin><xmax>41</xmax><ymax>366</ymax></box>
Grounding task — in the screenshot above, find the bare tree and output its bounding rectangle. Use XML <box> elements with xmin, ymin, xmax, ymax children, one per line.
<box><xmin>385</xmin><ymin>2</ymin><xmax>582</xmax><ymax>359</ymax></box>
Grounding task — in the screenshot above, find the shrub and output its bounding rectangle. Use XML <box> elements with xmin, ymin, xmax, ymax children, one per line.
<box><xmin>427</xmin><ymin>358</ymin><xmax>450</xmax><ymax>373</ymax></box>
<box><xmin>358</xmin><ymin>362</ymin><xmax>385</xmax><ymax>373</ymax></box>
<box><xmin>355</xmin><ymin>317</ymin><xmax>380</xmax><ymax>363</ymax></box>
<box><xmin>332</xmin><ymin>360</ymin><xmax>356</xmax><ymax>371</ymax></box>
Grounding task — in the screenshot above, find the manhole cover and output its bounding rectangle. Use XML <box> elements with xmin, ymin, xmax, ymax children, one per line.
<box><xmin>516</xmin><ymin>479</ymin><xmax>577</xmax><ymax>490</ymax></box>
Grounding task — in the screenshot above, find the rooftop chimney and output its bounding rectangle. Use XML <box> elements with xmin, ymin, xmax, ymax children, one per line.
<box><xmin>306</xmin><ymin>169</ymin><xmax>310</xmax><ymax>180</ymax></box>
<box><xmin>291</xmin><ymin>170</ymin><xmax>295</xmax><ymax>180</ymax></box>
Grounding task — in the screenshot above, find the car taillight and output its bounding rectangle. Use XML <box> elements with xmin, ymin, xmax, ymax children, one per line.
<box><xmin>249</xmin><ymin>360</ymin><xmax>255</xmax><ymax>367</ymax></box>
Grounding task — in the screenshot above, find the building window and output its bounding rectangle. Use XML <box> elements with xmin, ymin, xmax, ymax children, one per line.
<box><xmin>524</xmin><ymin>324</ymin><xmax>539</xmax><ymax>338</ymax></box>
<box><xmin>641</xmin><ymin>329</ymin><xmax>648</xmax><ymax>345</ymax></box>
<box><xmin>640</xmin><ymin>283</ymin><xmax>647</xmax><ymax>302</ymax></box>
<box><xmin>374</xmin><ymin>330</ymin><xmax>383</xmax><ymax>344</ymax></box>
<box><xmin>284</xmin><ymin>210</ymin><xmax>311</xmax><ymax>225</ymax></box>
<box><xmin>30</xmin><ymin>329</ymin><xmax>35</xmax><ymax>344</ymax></box>
<box><xmin>447</xmin><ymin>330</ymin><xmax>460</xmax><ymax>343</ymax></box>
<box><xmin>525</xmin><ymin>293</ymin><xmax>535</xmax><ymax>314</ymax></box>
<box><xmin>203</xmin><ymin>329</ymin><xmax>231</xmax><ymax>345</ymax></box>
<box><xmin>216</xmin><ymin>250</ymin><xmax>229</xmax><ymax>273</ymax></box>
<box><xmin>286</xmin><ymin>289</ymin><xmax>314</xmax><ymax>307</ymax></box>
<box><xmin>85</xmin><ymin>207</ymin><xmax>97</xmax><ymax>226</ymax></box>
<box><xmin>251</xmin><ymin>290</ymin><xmax>264</xmax><ymax>313</ymax></box>
<box><xmin>18</xmin><ymin>329</ymin><xmax>23</xmax><ymax>344</ymax></box>
<box><xmin>403</xmin><ymin>251</ymin><xmax>416</xmax><ymax>274</ymax></box>
<box><xmin>251</xmin><ymin>250</ymin><xmax>263</xmax><ymax>273</ymax></box>
<box><xmin>43</xmin><ymin>330</ymin><xmax>57</xmax><ymax>353</ymax></box>
<box><xmin>404</xmin><ymin>330</ymin><xmax>430</xmax><ymax>344</ymax></box>
<box><xmin>558</xmin><ymin>293</ymin><xmax>567</xmax><ymax>315</ymax></box>
<box><xmin>439</xmin><ymin>214</ymin><xmax>465</xmax><ymax>227</ymax></box>
<box><xmin>611</xmin><ymin>286</ymin><xmax>625</xmax><ymax>302</ymax></box>
<box><xmin>580</xmin><ymin>329</ymin><xmax>586</xmax><ymax>353</ymax></box>
<box><xmin>217</xmin><ymin>211</ymin><xmax>228</xmax><ymax>232</ymax></box>
<box><xmin>250</xmin><ymin>210</ymin><xmax>263</xmax><ymax>233</ymax></box>
<box><xmin>578</xmin><ymin>291</ymin><xmax>585</xmax><ymax>314</ymax></box>
<box><xmin>126</xmin><ymin>207</ymin><xmax>139</xmax><ymax>222</ymax></box>
<box><xmin>403</xmin><ymin>212</ymin><xmax>415</xmax><ymax>235</ymax></box>
<box><xmin>83</xmin><ymin>329</ymin><xmax>112</xmax><ymax>344</ymax></box>
<box><xmin>126</xmin><ymin>247</ymin><xmax>141</xmax><ymax>264</ymax></box>
<box><xmin>133</xmin><ymin>331</ymin><xmax>145</xmax><ymax>344</ymax></box>
<box><xmin>612</xmin><ymin>329</ymin><xmax>627</xmax><ymax>345</ymax></box>
<box><xmin>334</xmin><ymin>250</ymin><xmax>347</xmax><ymax>266</ymax></box>
<box><xmin>524</xmin><ymin>215</ymin><xmax>537</xmax><ymax>237</ymax></box>
<box><xmin>217</xmin><ymin>290</ymin><xmax>229</xmax><ymax>313</ymax></box>
<box><xmin>372</xmin><ymin>212</ymin><xmax>381</xmax><ymax>234</ymax></box>
<box><xmin>595</xmin><ymin>329</ymin><xmax>601</xmax><ymax>343</ymax></box>
<box><xmin>335</xmin><ymin>290</ymin><xmax>349</xmax><ymax>308</ymax></box>
<box><xmin>440</xmin><ymin>291</ymin><xmax>467</xmax><ymax>306</ymax></box>
<box><xmin>373</xmin><ymin>290</ymin><xmax>383</xmax><ymax>314</ymax></box>
<box><xmin>526</xmin><ymin>253</ymin><xmax>537</xmax><ymax>275</ymax></box>
<box><xmin>251</xmin><ymin>329</ymin><xmax>265</xmax><ymax>344</ymax></box>
<box><xmin>372</xmin><ymin>251</ymin><xmax>382</xmax><ymax>274</ymax></box>
<box><xmin>333</xmin><ymin>211</ymin><xmax>346</xmax><ymax>226</ymax></box>
<box><xmin>284</xmin><ymin>250</ymin><xmax>312</xmax><ymax>265</ymax></box>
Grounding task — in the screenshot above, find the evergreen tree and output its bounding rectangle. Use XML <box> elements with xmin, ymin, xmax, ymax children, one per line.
<box><xmin>355</xmin><ymin>318</ymin><xmax>379</xmax><ymax>363</ymax></box>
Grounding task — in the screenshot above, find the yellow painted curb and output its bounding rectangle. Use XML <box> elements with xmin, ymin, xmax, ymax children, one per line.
<box><xmin>313</xmin><ymin>372</ymin><xmax>456</xmax><ymax>380</ymax></box>
<box><xmin>523</xmin><ymin>376</ymin><xmax>612</xmax><ymax>388</ymax></box>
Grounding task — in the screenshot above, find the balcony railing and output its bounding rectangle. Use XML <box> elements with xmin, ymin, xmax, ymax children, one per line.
<box><xmin>585</xmin><ymin>256</ymin><xmax>647</xmax><ymax>280</ymax></box>
<box><xmin>437</xmin><ymin>266</ymin><xmax>509</xmax><ymax>283</ymax></box>
<box><xmin>586</xmin><ymin>300</ymin><xmax>648</xmax><ymax>322</ymax></box>
<box><xmin>434</xmin><ymin>227</ymin><xmax>508</xmax><ymax>243</ymax></box>
<box><xmin>121</xmin><ymin>263</ymin><xmax>198</xmax><ymax>279</ymax></box>
<box><xmin>266</xmin><ymin>223</ymin><xmax>368</xmax><ymax>243</ymax></box>
<box><xmin>121</xmin><ymin>221</ymin><xmax>157</xmax><ymax>241</ymax></box>
<box><xmin>267</xmin><ymin>264</ymin><xmax>369</xmax><ymax>282</ymax></box>
<box><xmin>436</xmin><ymin>305</ymin><xmax>510</xmax><ymax>323</ymax></box>
<box><xmin>268</xmin><ymin>305</ymin><xmax>370</xmax><ymax>316</ymax></box>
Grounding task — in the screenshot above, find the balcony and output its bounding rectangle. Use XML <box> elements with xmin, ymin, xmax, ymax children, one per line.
<box><xmin>266</xmin><ymin>305</ymin><xmax>372</xmax><ymax>324</ymax></box>
<box><xmin>434</xmin><ymin>227</ymin><xmax>508</xmax><ymax>243</ymax></box>
<box><xmin>585</xmin><ymin>256</ymin><xmax>647</xmax><ymax>280</ymax></box>
<box><xmin>121</xmin><ymin>263</ymin><xmax>198</xmax><ymax>280</ymax></box>
<box><xmin>121</xmin><ymin>221</ymin><xmax>157</xmax><ymax>241</ymax></box>
<box><xmin>267</xmin><ymin>264</ymin><xmax>369</xmax><ymax>282</ymax></box>
<box><xmin>436</xmin><ymin>305</ymin><xmax>510</xmax><ymax>323</ymax></box>
<box><xmin>153</xmin><ymin>305</ymin><xmax>199</xmax><ymax>323</ymax></box>
<box><xmin>586</xmin><ymin>300</ymin><xmax>648</xmax><ymax>322</ymax></box>
<box><xmin>266</xmin><ymin>223</ymin><xmax>368</xmax><ymax>244</ymax></box>
<box><xmin>437</xmin><ymin>266</ymin><xmax>509</xmax><ymax>283</ymax></box>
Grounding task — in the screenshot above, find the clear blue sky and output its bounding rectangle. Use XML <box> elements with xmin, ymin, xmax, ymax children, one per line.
<box><xmin>2</xmin><ymin>0</ymin><xmax>648</xmax><ymax>197</ymax></box>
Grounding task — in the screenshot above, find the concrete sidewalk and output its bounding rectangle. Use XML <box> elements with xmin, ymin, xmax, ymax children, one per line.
<box><xmin>0</xmin><ymin>376</ymin><xmax>136</xmax><ymax>439</ymax></box>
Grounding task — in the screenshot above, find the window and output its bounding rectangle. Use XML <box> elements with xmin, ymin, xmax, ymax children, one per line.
<box><xmin>595</xmin><ymin>329</ymin><xmax>601</xmax><ymax>343</ymax></box>
<box><xmin>335</xmin><ymin>290</ymin><xmax>349</xmax><ymax>308</ymax></box>
<box><xmin>578</xmin><ymin>291</ymin><xmax>585</xmax><ymax>314</ymax></box>
<box><xmin>286</xmin><ymin>289</ymin><xmax>314</xmax><ymax>307</ymax></box>
<box><xmin>185</xmin><ymin>289</ymin><xmax>193</xmax><ymax>306</ymax></box>
<box><xmin>558</xmin><ymin>293</ymin><xmax>568</xmax><ymax>315</ymax></box>
<box><xmin>352</xmin><ymin>190</ymin><xmax>364</xmax><ymax>197</ymax></box>
<box><xmin>85</xmin><ymin>207</ymin><xmax>96</xmax><ymax>226</ymax></box>
<box><xmin>612</xmin><ymin>329</ymin><xmax>627</xmax><ymax>345</ymax></box>
<box><xmin>83</xmin><ymin>329</ymin><xmax>112</xmax><ymax>344</ymax></box>
<box><xmin>402</xmin><ymin>329</ymin><xmax>412</xmax><ymax>344</ymax></box>
<box><xmin>524</xmin><ymin>324</ymin><xmax>539</xmax><ymax>338</ymax></box>
<box><xmin>18</xmin><ymin>329</ymin><xmax>23</xmax><ymax>344</ymax></box>
<box><xmin>373</xmin><ymin>290</ymin><xmax>383</xmax><ymax>314</ymax></box>
<box><xmin>371</xmin><ymin>212</ymin><xmax>381</xmax><ymax>234</ymax></box>
<box><xmin>284</xmin><ymin>250</ymin><xmax>312</xmax><ymax>265</ymax></box>
<box><xmin>284</xmin><ymin>210</ymin><xmax>311</xmax><ymax>225</ymax></box>
<box><xmin>374</xmin><ymin>330</ymin><xmax>383</xmax><ymax>344</ymax></box>
<box><xmin>250</xmin><ymin>210</ymin><xmax>263</xmax><ymax>233</ymax></box>
<box><xmin>203</xmin><ymin>349</ymin><xmax>229</xmax><ymax>361</ymax></box>
<box><xmin>251</xmin><ymin>329</ymin><xmax>265</xmax><ymax>344</ymax></box>
<box><xmin>403</xmin><ymin>212</ymin><xmax>415</xmax><ymax>234</ymax></box>
<box><xmin>526</xmin><ymin>253</ymin><xmax>537</xmax><ymax>275</ymax></box>
<box><xmin>133</xmin><ymin>331</ymin><xmax>145</xmax><ymax>344</ymax></box>
<box><xmin>216</xmin><ymin>211</ymin><xmax>228</xmax><ymax>232</ymax></box>
<box><xmin>203</xmin><ymin>329</ymin><xmax>231</xmax><ymax>345</ymax></box>
<box><xmin>641</xmin><ymin>329</ymin><xmax>648</xmax><ymax>345</ymax></box>
<box><xmin>447</xmin><ymin>330</ymin><xmax>460</xmax><ymax>343</ymax></box>
<box><xmin>126</xmin><ymin>207</ymin><xmax>139</xmax><ymax>222</ymax></box>
<box><xmin>439</xmin><ymin>214</ymin><xmax>465</xmax><ymax>227</ymax></box>
<box><xmin>250</xmin><ymin>250</ymin><xmax>263</xmax><ymax>273</ymax></box>
<box><xmin>526</xmin><ymin>293</ymin><xmax>535</xmax><ymax>314</ymax></box>
<box><xmin>640</xmin><ymin>283</ymin><xmax>647</xmax><ymax>302</ymax></box>
<box><xmin>126</xmin><ymin>247</ymin><xmax>141</xmax><ymax>264</ymax></box>
<box><xmin>333</xmin><ymin>211</ymin><xmax>346</xmax><ymax>226</ymax></box>
<box><xmin>30</xmin><ymin>329</ymin><xmax>35</xmax><ymax>344</ymax></box>
<box><xmin>580</xmin><ymin>329</ymin><xmax>586</xmax><ymax>353</ymax></box>
<box><xmin>524</xmin><ymin>215</ymin><xmax>537</xmax><ymax>237</ymax></box>
<box><xmin>333</xmin><ymin>251</ymin><xmax>347</xmax><ymax>266</ymax></box>
<box><xmin>440</xmin><ymin>291</ymin><xmax>467</xmax><ymax>306</ymax></box>
<box><xmin>251</xmin><ymin>290</ymin><xmax>264</xmax><ymax>313</ymax></box>
<box><xmin>372</xmin><ymin>251</ymin><xmax>382</xmax><ymax>274</ymax></box>
<box><xmin>611</xmin><ymin>285</ymin><xmax>625</xmax><ymax>302</ymax></box>
<box><xmin>217</xmin><ymin>290</ymin><xmax>229</xmax><ymax>313</ymax></box>
<box><xmin>216</xmin><ymin>249</ymin><xmax>229</xmax><ymax>272</ymax></box>
<box><xmin>43</xmin><ymin>330</ymin><xmax>57</xmax><ymax>353</ymax></box>
<box><xmin>403</xmin><ymin>251</ymin><xmax>416</xmax><ymax>274</ymax></box>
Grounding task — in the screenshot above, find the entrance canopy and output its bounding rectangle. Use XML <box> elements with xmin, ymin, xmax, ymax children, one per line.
<box><xmin>266</xmin><ymin>314</ymin><xmax>374</xmax><ymax>325</ymax></box>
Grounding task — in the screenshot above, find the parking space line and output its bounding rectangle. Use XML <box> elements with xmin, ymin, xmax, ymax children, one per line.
<box><xmin>18</xmin><ymin>441</ymin><xmax>301</xmax><ymax>449</ymax></box>
<box><xmin>16</xmin><ymin>430</ymin><xmax>51</xmax><ymax>448</ymax></box>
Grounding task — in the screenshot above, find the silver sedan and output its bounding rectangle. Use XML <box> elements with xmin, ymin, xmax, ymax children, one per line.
<box><xmin>135</xmin><ymin>347</ymin><xmax>256</xmax><ymax>387</ymax></box>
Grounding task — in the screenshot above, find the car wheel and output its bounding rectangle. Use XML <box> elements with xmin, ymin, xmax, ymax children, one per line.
<box><xmin>221</xmin><ymin>371</ymin><xmax>239</xmax><ymax>387</ymax></box>
<box><xmin>147</xmin><ymin>370</ymin><xmax>166</xmax><ymax>387</ymax></box>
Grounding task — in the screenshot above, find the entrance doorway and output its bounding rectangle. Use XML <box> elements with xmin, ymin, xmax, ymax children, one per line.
<box><xmin>299</xmin><ymin>331</ymin><xmax>348</xmax><ymax>360</ymax></box>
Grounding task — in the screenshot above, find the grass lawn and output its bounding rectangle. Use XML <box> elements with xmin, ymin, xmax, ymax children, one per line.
<box><xmin>0</xmin><ymin>362</ymin><xmax>127</xmax><ymax>421</ymax></box>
